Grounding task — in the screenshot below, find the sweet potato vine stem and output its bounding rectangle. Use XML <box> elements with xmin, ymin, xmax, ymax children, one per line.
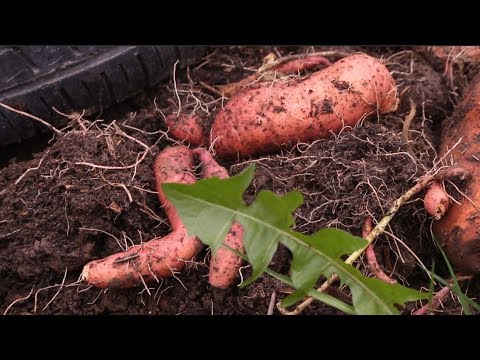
<box><xmin>278</xmin><ymin>166</ymin><xmax>465</xmax><ymax>315</ymax></box>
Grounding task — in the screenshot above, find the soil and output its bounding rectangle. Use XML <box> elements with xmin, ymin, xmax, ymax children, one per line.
<box><xmin>1</xmin><ymin>46</ymin><xmax>480</xmax><ymax>315</ymax></box>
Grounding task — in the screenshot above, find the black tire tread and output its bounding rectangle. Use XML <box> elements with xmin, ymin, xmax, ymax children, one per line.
<box><xmin>0</xmin><ymin>45</ymin><xmax>207</xmax><ymax>146</ymax></box>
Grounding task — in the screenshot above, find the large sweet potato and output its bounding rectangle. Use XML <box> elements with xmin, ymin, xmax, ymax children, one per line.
<box><xmin>433</xmin><ymin>73</ymin><xmax>480</xmax><ymax>274</ymax></box>
<box><xmin>211</xmin><ymin>53</ymin><xmax>398</xmax><ymax>157</ymax></box>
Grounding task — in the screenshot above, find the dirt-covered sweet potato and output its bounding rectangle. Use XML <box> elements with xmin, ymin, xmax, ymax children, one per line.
<box><xmin>81</xmin><ymin>146</ymin><xmax>202</xmax><ymax>288</ymax></box>
<box><xmin>433</xmin><ymin>73</ymin><xmax>480</xmax><ymax>274</ymax></box>
<box><xmin>211</xmin><ymin>53</ymin><xmax>398</xmax><ymax>157</ymax></box>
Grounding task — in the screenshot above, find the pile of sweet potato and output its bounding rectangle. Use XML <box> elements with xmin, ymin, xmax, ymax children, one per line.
<box><xmin>167</xmin><ymin>53</ymin><xmax>398</xmax><ymax>157</ymax></box>
<box><xmin>83</xmin><ymin>50</ymin><xmax>480</xmax><ymax>291</ymax></box>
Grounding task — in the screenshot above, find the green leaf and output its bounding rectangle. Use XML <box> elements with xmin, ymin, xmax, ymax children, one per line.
<box><xmin>163</xmin><ymin>164</ymin><xmax>427</xmax><ymax>315</ymax></box>
<box><xmin>162</xmin><ymin>165</ymin><xmax>254</xmax><ymax>255</ymax></box>
<box><xmin>266</xmin><ymin>268</ymin><xmax>357</xmax><ymax>315</ymax></box>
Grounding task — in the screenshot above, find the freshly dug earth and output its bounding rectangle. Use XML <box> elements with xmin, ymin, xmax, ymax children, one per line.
<box><xmin>1</xmin><ymin>46</ymin><xmax>479</xmax><ymax>315</ymax></box>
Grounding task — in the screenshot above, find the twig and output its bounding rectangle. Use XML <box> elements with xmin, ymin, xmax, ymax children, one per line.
<box><xmin>401</xmin><ymin>98</ymin><xmax>417</xmax><ymax>158</ymax></box>
<box><xmin>136</xmin><ymin>271</ymin><xmax>152</xmax><ymax>296</ymax></box>
<box><xmin>75</xmin><ymin>146</ymin><xmax>149</xmax><ymax>171</ymax></box>
<box><xmin>447</xmin><ymin>180</ymin><xmax>480</xmax><ymax>212</ymax></box>
<box><xmin>64</xmin><ymin>195</ymin><xmax>70</xmax><ymax>236</ymax></box>
<box><xmin>80</xmin><ymin>227</ymin><xmax>125</xmax><ymax>251</ymax></box>
<box><xmin>173</xmin><ymin>60</ymin><xmax>181</xmax><ymax>116</ymax></box>
<box><xmin>0</xmin><ymin>102</ymin><xmax>62</xmax><ymax>135</ymax></box>
<box><xmin>267</xmin><ymin>291</ymin><xmax>277</xmax><ymax>315</ymax></box>
<box><xmin>198</xmin><ymin>81</ymin><xmax>224</xmax><ymax>97</ymax></box>
<box><xmin>87</xmin><ymin>289</ymin><xmax>104</xmax><ymax>305</ymax></box>
<box><xmin>53</xmin><ymin>108</ymin><xmax>88</xmax><ymax>132</ymax></box>
<box><xmin>136</xmin><ymin>202</ymin><xmax>168</xmax><ymax>225</ymax></box>
<box><xmin>0</xmin><ymin>229</ymin><xmax>21</xmax><ymax>239</ymax></box>
<box><xmin>100</xmin><ymin>173</ymin><xmax>133</xmax><ymax>203</ymax></box>
<box><xmin>257</xmin><ymin>51</ymin><xmax>350</xmax><ymax>73</ymax></box>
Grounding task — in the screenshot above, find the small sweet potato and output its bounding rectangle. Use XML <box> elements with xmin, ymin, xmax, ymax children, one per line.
<box><xmin>80</xmin><ymin>229</ymin><xmax>202</xmax><ymax>288</ymax></box>
<box><xmin>194</xmin><ymin>148</ymin><xmax>245</xmax><ymax>289</ymax></box>
<box><xmin>424</xmin><ymin>181</ymin><xmax>450</xmax><ymax>220</ymax></box>
<box><xmin>165</xmin><ymin>113</ymin><xmax>207</xmax><ymax>147</ymax></box>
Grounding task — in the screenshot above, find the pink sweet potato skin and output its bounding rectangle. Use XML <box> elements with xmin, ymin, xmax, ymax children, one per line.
<box><xmin>154</xmin><ymin>145</ymin><xmax>198</xmax><ymax>231</ymax></box>
<box><xmin>165</xmin><ymin>113</ymin><xmax>208</xmax><ymax>147</ymax></box>
<box><xmin>211</xmin><ymin>53</ymin><xmax>398</xmax><ymax>158</ymax></box>
<box><xmin>434</xmin><ymin>74</ymin><xmax>480</xmax><ymax>274</ymax></box>
<box><xmin>81</xmin><ymin>146</ymin><xmax>203</xmax><ymax>289</ymax></box>
<box><xmin>208</xmin><ymin>222</ymin><xmax>244</xmax><ymax>289</ymax></box>
<box><xmin>424</xmin><ymin>181</ymin><xmax>450</xmax><ymax>220</ymax></box>
<box><xmin>194</xmin><ymin>148</ymin><xmax>245</xmax><ymax>288</ymax></box>
<box><xmin>80</xmin><ymin>229</ymin><xmax>202</xmax><ymax>289</ymax></box>
<box><xmin>274</xmin><ymin>55</ymin><xmax>332</xmax><ymax>74</ymax></box>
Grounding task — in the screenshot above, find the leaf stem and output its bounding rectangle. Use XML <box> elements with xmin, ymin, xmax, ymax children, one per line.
<box><xmin>265</xmin><ymin>268</ymin><xmax>356</xmax><ymax>315</ymax></box>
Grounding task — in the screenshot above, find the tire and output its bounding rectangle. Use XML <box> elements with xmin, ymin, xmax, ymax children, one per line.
<box><xmin>0</xmin><ymin>45</ymin><xmax>207</xmax><ymax>146</ymax></box>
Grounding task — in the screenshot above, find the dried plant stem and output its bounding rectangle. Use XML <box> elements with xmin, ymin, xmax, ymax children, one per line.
<box><xmin>401</xmin><ymin>98</ymin><xmax>417</xmax><ymax>158</ymax></box>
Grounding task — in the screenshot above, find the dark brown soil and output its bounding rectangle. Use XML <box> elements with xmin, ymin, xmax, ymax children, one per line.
<box><xmin>1</xmin><ymin>46</ymin><xmax>479</xmax><ymax>315</ymax></box>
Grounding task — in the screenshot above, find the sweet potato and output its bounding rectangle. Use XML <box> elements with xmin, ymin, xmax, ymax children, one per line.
<box><xmin>211</xmin><ymin>53</ymin><xmax>398</xmax><ymax>157</ymax></box>
<box><xmin>82</xmin><ymin>145</ymin><xmax>245</xmax><ymax>289</ymax></box>
<box><xmin>424</xmin><ymin>181</ymin><xmax>450</xmax><ymax>220</ymax></box>
<box><xmin>218</xmin><ymin>55</ymin><xmax>332</xmax><ymax>97</ymax></box>
<box><xmin>153</xmin><ymin>145</ymin><xmax>198</xmax><ymax>231</ymax></box>
<box><xmin>80</xmin><ymin>229</ymin><xmax>202</xmax><ymax>288</ymax></box>
<box><xmin>433</xmin><ymin>73</ymin><xmax>480</xmax><ymax>274</ymax></box>
<box><xmin>427</xmin><ymin>46</ymin><xmax>480</xmax><ymax>80</ymax></box>
<box><xmin>165</xmin><ymin>113</ymin><xmax>207</xmax><ymax>147</ymax></box>
<box><xmin>81</xmin><ymin>145</ymin><xmax>203</xmax><ymax>288</ymax></box>
<box><xmin>273</xmin><ymin>55</ymin><xmax>332</xmax><ymax>74</ymax></box>
<box><xmin>194</xmin><ymin>148</ymin><xmax>245</xmax><ymax>288</ymax></box>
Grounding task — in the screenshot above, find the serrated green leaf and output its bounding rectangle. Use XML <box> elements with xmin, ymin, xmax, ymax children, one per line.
<box><xmin>162</xmin><ymin>165</ymin><xmax>254</xmax><ymax>255</ymax></box>
<box><xmin>284</xmin><ymin>229</ymin><xmax>424</xmax><ymax>314</ymax></box>
<box><xmin>163</xmin><ymin>164</ymin><xmax>427</xmax><ymax>315</ymax></box>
